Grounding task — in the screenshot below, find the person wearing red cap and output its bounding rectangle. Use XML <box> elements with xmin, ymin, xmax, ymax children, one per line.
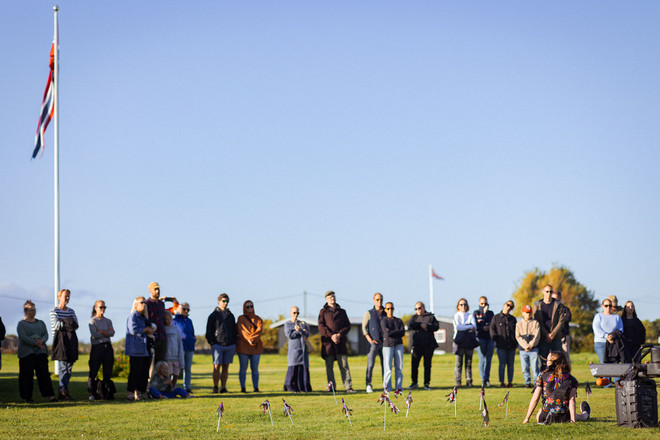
<box><xmin>516</xmin><ymin>305</ymin><xmax>540</xmax><ymax>387</ymax></box>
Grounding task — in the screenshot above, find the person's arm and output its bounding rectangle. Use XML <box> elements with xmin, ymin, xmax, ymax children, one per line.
<box><xmin>253</xmin><ymin>317</ymin><xmax>263</xmax><ymax>343</ymax></box>
<box><xmin>522</xmin><ymin>386</ymin><xmax>542</xmax><ymax>423</ymax></box>
<box><xmin>17</xmin><ymin>321</ymin><xmax>38</xmax><ymax>347</ymax></box>
<box><xmin>428</xmin><ymin>316</ymin><xmax>439</xmax><ymax>332</ymax></box>
<box><xmin>318</xmin><ymin>310</ymin><xmax>332</xmax><ymax>338</ymax></box>
<box><xmin>568</xmin><ymin>393</ymin><xmax>577</xmax><ymax>423</ymax></box>
<box><xmin>408</xmin><ymin>315</ymin><xmax>421</xmax><ymax>330</ymax></box>
<box><xmin>615</xmin><ymin>316</ymin><xmax>624</xmax><ymax>334</ymax></box>
<box><xmin>529</xmin><ymin>321</ymin><xmax>541</xmax><ymax>348</ymax></box>
<box><xmin>592</xmin><ymin>314</ymin><xmax>606</xmax><ymax>339</ymax></box>
<box><xmin>285</xmin><ymin>321</ymin><xmax>301</xmax><ymax>339</ymax></box>
<box><xmin>362</xmin><ymin>311</ymin><xmax>372</xmax><ymax>341</ymax></box>
<box><xmin>89</xmin><ymin>319</ymin><xmax>103</xmax><ymax>341</ymax></box>
<box><xmin>515</xmin><ymin>321</ymin><xmax>528</xmax><ymax>350</ymax></box>
<box><xmin>337</xmin><ymin>311</ymin><xmax>351</xmax><ymax>337</ymax></box>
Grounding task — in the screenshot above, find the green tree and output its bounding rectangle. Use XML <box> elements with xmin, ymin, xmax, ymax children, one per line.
<box><xmin>643</xmin><ymin>319</ymin><xmax>660</xmax><ymax>344</ymax></box>
<box><xmin>512</xmin><ymin>264</ymin><xmax>599</xmax><ymax>352</ymax></box>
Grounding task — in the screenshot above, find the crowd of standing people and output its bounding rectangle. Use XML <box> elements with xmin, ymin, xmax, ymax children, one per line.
<box><xmin>3</xmin><ymin>282</ymin><xmax>648</xmax><ymax>414</ymax></box>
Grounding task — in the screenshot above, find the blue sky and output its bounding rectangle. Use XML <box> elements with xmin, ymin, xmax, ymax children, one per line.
<box><xmin>2</xmin><ymin>1</ymin><xmax>659</xmax><ymax>343</ymax></box>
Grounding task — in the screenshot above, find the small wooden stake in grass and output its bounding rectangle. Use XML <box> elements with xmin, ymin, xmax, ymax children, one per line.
<box><xmin>497</xmin><ymin>391</ymin><xmax>509</xmax><ymax>417</ymax></box>
<box><xmin>446</xmin><ymin>386</ymin><xmax>457</xmax><ymax>418</ymax></box>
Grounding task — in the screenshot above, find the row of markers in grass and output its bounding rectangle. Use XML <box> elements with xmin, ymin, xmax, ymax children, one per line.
<box><xmin>215</xmin><ymin>381</ymin><xmax>594</xmax><ymax>431</ymax></box>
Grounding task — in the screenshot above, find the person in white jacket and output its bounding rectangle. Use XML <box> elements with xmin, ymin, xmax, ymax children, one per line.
<box><xmin>453</xmin><ymin>298</ymin><xmax>477</xmax><ymax>387</ymax></box>
<box><xmin>163</xmin><ymin>312</ymin><xmax>185</xmax><ymax>388</ymax></box>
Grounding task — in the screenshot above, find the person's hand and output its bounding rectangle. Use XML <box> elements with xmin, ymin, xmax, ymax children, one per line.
<box><xmin>606</xmin><ymin>333</ymin><xmax>614</xmax><ymax>343</ymax></box>
<box><xmin>373</xmin><ymin>340</ymin><xmax>380</xmax><ymax>345</ymax></box>
<box><xmin>522</xmin><ymin>417</ymin><xmax>529</xmax><ymax>424</ymax></box>
<box><xmin>483</xmin><ymin>305</ymin><xmax>489</xmax><ymax>313</ymax></box>
<box><xmin>421</xmin><ymin>323</ymin><xmax>428</xmax><ymax>331</ymax></box>
<box><xmin>295</xmin><ymin>324</ymin><xmax>300</xmax><ymax>332</ymax></box>
<box><xmin>331</xmin><ymin>334</ymin><xmax>340</xmax><ymax>344</ymax></box>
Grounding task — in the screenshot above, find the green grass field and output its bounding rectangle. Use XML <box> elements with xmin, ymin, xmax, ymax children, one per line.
<box><xmin>0</xmin><ymin>351</ymin><xmax>658</xmax><ymax>439</ymax></box>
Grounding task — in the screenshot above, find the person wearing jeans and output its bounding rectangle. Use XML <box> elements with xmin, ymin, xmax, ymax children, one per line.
<box><xmin>453</xmin><ymin>298</ymin><xmax>477</xmax><ymax>387</ymax></box>
<box><xmin>516</xmin><ymin>305</ymin><xmax>541</xmax><ymax>387</ymax></box>
<box><xmin>173</xmin><ymin>303</ymin><xmax>196</xmax><ymax>393</ymax></box>
<box><xmin>381</xmin><ymin>302</ymin><xmax>405</xmax><ymax>392</ymax></box>
<box><xmin>362</xmin><ymin>293</ymin><xmax>387</xmax><ymax>393</ymax></box>
<box><xmin>236</xmin><ymin>300</ymin><xmax>263</xmax><ymax>393</ymax></box>
<box><xmin>473</xmin><ymin>296</ymin><xmax>494</xmax><ymax>387</ymax></box>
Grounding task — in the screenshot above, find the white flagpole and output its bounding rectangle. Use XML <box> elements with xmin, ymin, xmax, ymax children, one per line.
<box><xmin>53</xmin><ymin>5</ymin><xmax>60</xmax><ymax>304</ymax></box>
<box><xmin>428</xmin><ymin>265</ymin><xmax>434</xmax><ymax>314</ymax></box>
<box><xmin>52</xmin><ymin>5</ymin><xmax>61</xmax><ymax>377</ymax></box>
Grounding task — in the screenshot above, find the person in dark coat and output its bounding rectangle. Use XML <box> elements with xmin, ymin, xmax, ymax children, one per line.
<box><xmin>206</xmin><ymin>293</ymin><xmax>237</xmax><ymax>394</ymax></box>
<box><xmin>318</xmin><ymin>290</ymin><xmax>355</xmax><ymax>393</ymax></box>
<box><xmin>490</xmin><ymin>300</ymin><xmax>517</xmax><ymax>387</ymax></box>
<box><xmin>622</xmin><ymin>301</ymin><xmax>646</xmax><ymax>362</ymax></box>
<box><xmin>474</xmin><ymin>296</ymin><xmax>495</xmax><ymax>387</ymax></box>
<box><xmin>283</xmin><ymin>306</ymin><xmax>312</xmax><ymax>392</ymax></box>
<box><xmin>407</xmin><ymin>301</ymin><xmax>439</xmax><ymax>390</ymax></box>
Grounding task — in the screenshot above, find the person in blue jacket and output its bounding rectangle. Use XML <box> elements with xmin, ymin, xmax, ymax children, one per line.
<box><xmin>125</xmin><ymin>296</ymin><xmax>155</xmax><ymax>401</ymax></box>
<box><xmin>173</xmin><ymin>302</ymin><xmax>195</xmax><ymax>394</ymax></box>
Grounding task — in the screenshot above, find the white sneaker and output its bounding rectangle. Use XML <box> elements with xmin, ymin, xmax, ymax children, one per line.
<box><xmin>88</xmin><ymin>395</ymin><xmax>95</xmax><ymax>401</ymax></box>
<box><xmin>366</xmin><ymin>385</ymin><xmax>373</xmax><ymax>393</ymax></box>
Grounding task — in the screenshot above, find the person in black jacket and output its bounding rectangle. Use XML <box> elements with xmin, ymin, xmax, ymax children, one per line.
<box><xmin>381</xmin><ymin>302</ymin><xmax>405</xmax><ymax>392</ymax></box>
<box><xmin>622</xmin><ymin>301</ymin><xmax>646</xmax><ymax>362</ymax></box>
<box><xmin>490</xmin><ymin>300</ymin><xmax>517</xmax><ymax>387</ymax></box>
<box><xmin>0</xmin><ymin>316</ymin><xmax>5</xmax><ymax>373</ymax></box>
<box><xmin>206</xmin><ymin>293</ymin><xmax>237</xmax><ymax>393</ymax></box>
<box><xmin>474</xmin><ymin>296</ymin><xmax>495</xmax><ymax>387</ymax></box>
<box><xmin>407</xmin><ymin>302</ymin><xmax>439</xmax><ymax>390</ymax></box>
<box><xmin>318</xmin><ymin>291</ymin><xmax>355</xmax><ymax>393</ymax></box>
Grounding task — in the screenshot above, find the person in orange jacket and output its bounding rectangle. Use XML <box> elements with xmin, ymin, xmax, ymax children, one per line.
<box><xmin>236</xmin><ymin>300</ymin><xmax>263</xmax><ymax>393</ymax></box>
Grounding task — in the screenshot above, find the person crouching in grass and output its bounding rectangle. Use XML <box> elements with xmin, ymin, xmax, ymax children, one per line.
<box><xmin>149</xmin><ymin>361</ymin><xmax>192</xmax><ymax>399</ymax></box>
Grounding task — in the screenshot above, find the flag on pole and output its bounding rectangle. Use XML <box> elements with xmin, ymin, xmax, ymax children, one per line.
<box><xmin>405</xmin><ymin>391</ymin><xmax>413</xmax><ymax>418</ymax></box>
<box><xmin>431</xmin><ymin>268</ymin><xmax>444</xmax><ymax>280</ymax></box>
<box><xmin>341</xmin><ymin>398</ymin><xmax>353</xmax><ymax>426</ymax></box>
<box><xmin>282</xmin><ymin>398</ymin><xmax>294</xmax><ymax>425</ymax></box>
<box><xmin>32</xmin><ymin>42</ymin><xmax>55</xmax><ymax>159</ymax></box>
<box><xmin>260</xmin><ymin>400</ymin><xmax>273</xmax><ymax>426</ymax></box>
<box><xmin>481</xmin><ymin>399</ymin><xmax>490</xmax><ymax>427</ymax></box>
<box><xmin>498</xmin><ymin>390</ymin><xmax>509</xmax><ymax>417</ymax></box>
<box><xmin>216</xmin><ymin>402</ymin><xmax>224</xmax><ymax>432</ymax></box>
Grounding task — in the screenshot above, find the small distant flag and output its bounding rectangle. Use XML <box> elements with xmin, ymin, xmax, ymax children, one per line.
<box><xmin>393</xmin><ymin>389</ymin><xmax>403</xmax><ymax>398</ymax></box>
<box><xmin>446</xmin><ymin>386</ymin><xmax>457</xmax><ymax>417</ymax></box>
<box><xmin>216</xmin><ymin>402</ymin><xmax>224</xmax><ymax>432</ymax></box>
<box><xmin>479</xmin><ymin>386</ymin><xmax>485</xmax><ymax>410</ymax></box>
<box><xmin>33</xmin><ymin>43</ymin><xmax>55</xmax><ymax>159</ymax></box>
<box><xmin>405</xmin><ymin>391</ymin><xmax>413</xmax><ymax>418</ymax></box>
<box><xmin>498</xmin><ymin>391</ymin><xmax>509</xmax><ymax>417</ymax></box>
<box><xmin>481</xmin><ymin>399</ymin><xmax>490</xmax><ymax>427</ymax></box>
<box><xmin>327</xmin><ymin>381</ymin><xmax>337</xmax><ymax>404</ymax></box>
<box><xmin>431</xmin><ymin>268</ymin><xmax>444</xmax><ymax>280</ymax></box>
<box><xmin>282</xmin><ymin>398</ymin><xmax>294</xmax><ymax>425</ymax></box>
<box><xmin>260</xmin><ymin>400</ymin><xmax>273</xmax><ymax>426</ymax></box>
<box><xmin>341</xmin><ymin>398</ymin><xmax>353</xmax><ymax>426</ymax></box>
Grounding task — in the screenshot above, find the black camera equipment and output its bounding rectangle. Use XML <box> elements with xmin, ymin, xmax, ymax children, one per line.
<box><xmin>590</xmin><ymin>344</ymin><xmax>659</xmax><ymax>428</ymax></box>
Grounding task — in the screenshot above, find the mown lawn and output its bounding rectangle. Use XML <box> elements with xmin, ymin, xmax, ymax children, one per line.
<box><xmin>0</xmin><ymin>351</ymin><xmax>657</xmax><ymax>439</ymax></box>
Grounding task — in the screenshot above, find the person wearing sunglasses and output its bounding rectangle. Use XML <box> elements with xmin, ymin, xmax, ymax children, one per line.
<box><xmin>453</xmin><ymin>299</ymin><xmax>477</xmax><ymax>387</ymax></box>
<box><xmin>490</xmin><ymin>301</ymin><xmax>517</xmax><ymax>388</ymax></box>
<box><xmin>407</xmin><ymin>301</ymin><xmax>439</xmax><ymax>390</ymax></box>
<box><xmin>49</xmin><ymin>288</ymin><xmax>79</xmax><ymax>401</ymax></box>
<box><xmin>362</xmin><ymin>292</ymin><xmax>387</xmax><ymax>394</ymax></box>
<box><xmin>206</xmin><ymin>293</ymin><xmax>237</xmax><ymax>393</ymax></box>
<box><xmin>283</xmin><ymin>306</ymin><xmax>312</xmax><ymax>392</ymax></box>
<box><xmin>592</xmin><ymin>299</ymin><xmax>623</xmax><ymax>366</ymax></box>
<box><xmin>88</xmin><ymin>300</ymin><xmax>115</xmax><ymax>400</ymax></box>
<box><xmin>381</xmin><ymin>302</ymin><xmax>405</xmax><ymax>393</ymax></box>
<box><xmin>173</xmin><ymin>302</ymin><xmax>195</xmax><ymax>394</ymax></box>
<box><xmin>237</xmin><ymin>300</ymin><xmax>263</xmax><ymax>393</ymax></box>
<box><xmin>533</xmin><ymin>284</ymin><xmax>569</xmax><ymax>361</ymax></box>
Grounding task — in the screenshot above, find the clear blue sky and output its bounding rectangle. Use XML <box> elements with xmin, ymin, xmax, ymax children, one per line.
<box><xmin>2</xmin><ymin>1</ymin><xmax>659</xmax><ymax>342</ymax></box>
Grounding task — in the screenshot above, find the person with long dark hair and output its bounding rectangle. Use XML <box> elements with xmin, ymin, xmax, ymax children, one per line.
<box><xmin>523</xmin><ymin>351</ymin><xmax>590</xmax><ymax>424</ymax></box>
<box><xmin>88</xmin><ymin>300</ymin><xmax>115</xmax><ymax>400</ymax></box>
<box><xmin>622</xmin><ymin>301</ymin><xmax>646</xmax><ymax>362</ymax></box>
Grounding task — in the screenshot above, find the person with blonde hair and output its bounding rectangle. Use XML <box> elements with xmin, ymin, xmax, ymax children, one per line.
<box><xmin>453</xmin><ymin>298</ymin><xmax>477</xmax><ymax>387</ymax></box>
<box><xmin>125</xmin><ymin>296</ymin><xmax>154</xmax><ymax>400</ymax></box>
<box><xmin>49</xmin><ymin>289</ymin><xmax>79</xmax><ymax>401</ymax></box>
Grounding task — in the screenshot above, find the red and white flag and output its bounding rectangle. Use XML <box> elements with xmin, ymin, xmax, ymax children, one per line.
<box><xmin>431</xmin><ymin>268</ymin><xmax>444</xmax><ymax>280</ymax></box>
<box><xmin>32</xmin><ymin>43</ymin><xmax>55</xmax><ymax>159</ymax></box>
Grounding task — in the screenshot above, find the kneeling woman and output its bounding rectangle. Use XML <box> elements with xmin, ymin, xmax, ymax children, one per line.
<box><xmin>523</xmin><ymin>351</ymin><xmax>590</xmax><ymax>424</ymax></box>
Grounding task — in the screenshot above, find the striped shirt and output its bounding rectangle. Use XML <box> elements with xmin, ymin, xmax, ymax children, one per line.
<box><xmin>49</xmin><ymin>306</ymin><xmax>78</xmax><ymax>333</ymax></box>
